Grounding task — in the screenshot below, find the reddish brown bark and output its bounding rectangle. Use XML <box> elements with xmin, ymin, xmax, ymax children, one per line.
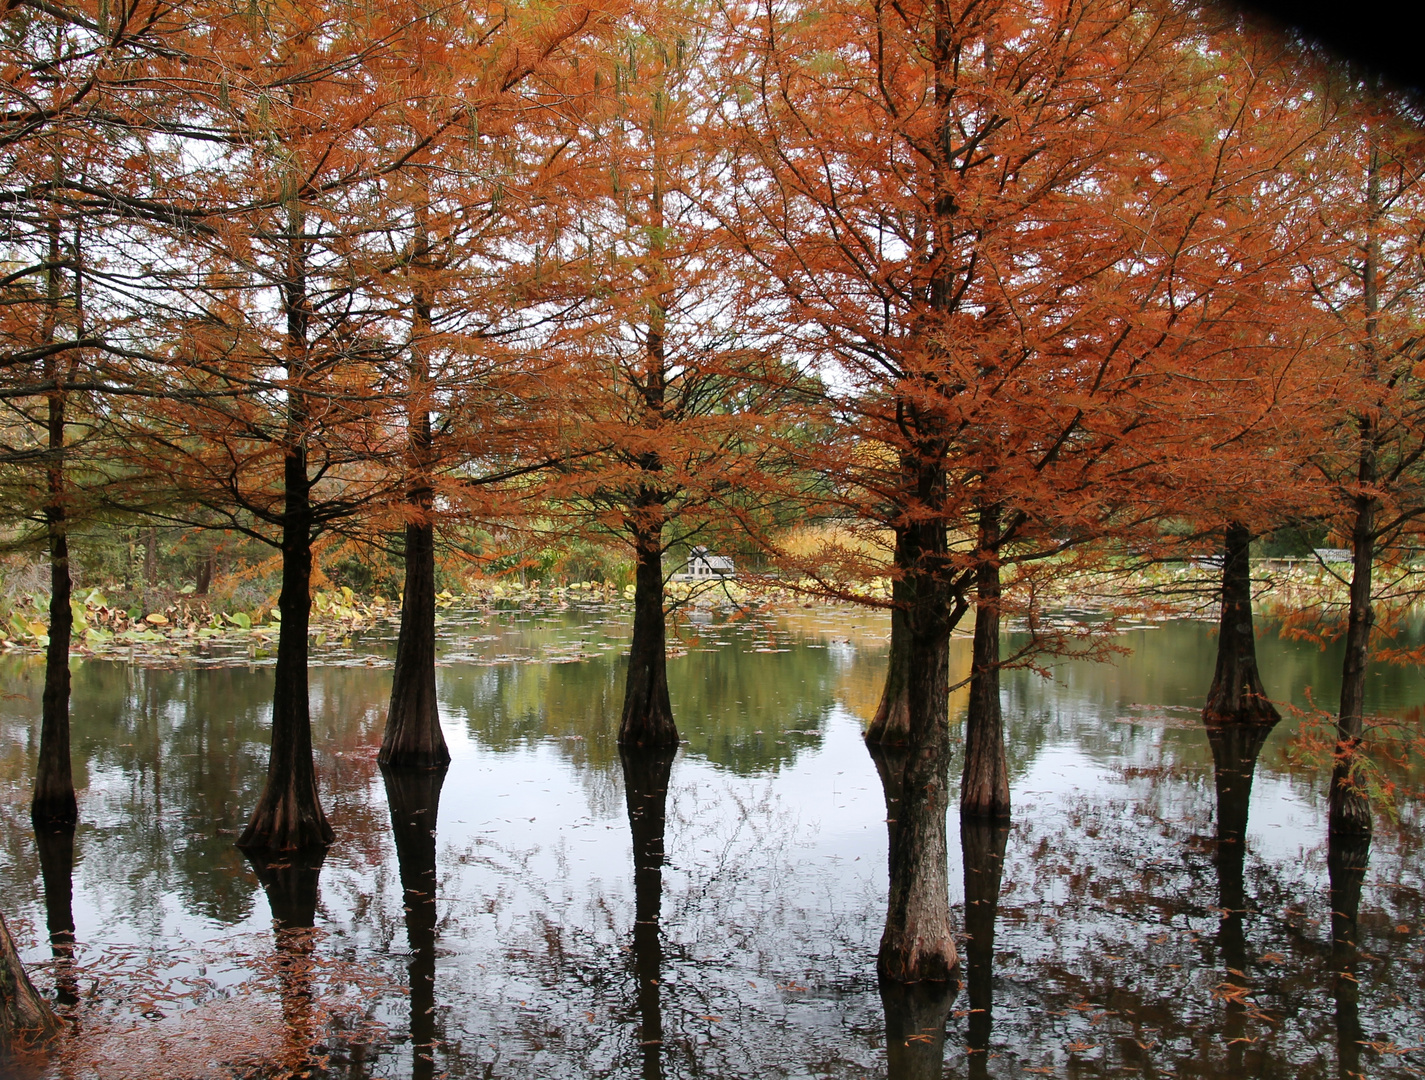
<box><xmin>0</xmin><ymin>908</ymin><xmax>58</xmax><ymax>1047</ymax></box>
<box><xmin>869</xmin><ymin>572</ymin><xmax>958</xmax><ymax>983</ymax></box>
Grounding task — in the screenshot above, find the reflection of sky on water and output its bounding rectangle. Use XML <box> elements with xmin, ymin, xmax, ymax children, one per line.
<box><xmin>0</xmin><ymin>608</ymin><xmax>1421</xmax><ymax>1077</ymax></box>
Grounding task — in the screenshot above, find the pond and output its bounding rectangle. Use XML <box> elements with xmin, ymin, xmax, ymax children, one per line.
<box><xmin>1</xmin><ymin>603</ymin><xmax>1423</xmax><ymax>1078</ymax></box>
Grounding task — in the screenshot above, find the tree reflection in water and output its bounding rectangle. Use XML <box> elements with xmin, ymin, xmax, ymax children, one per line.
<box><xmin>1206</xmin><ymin>718</ymin><xmax>1276</xmax><ymax>1076</ymax></box>
<box><xmin>961</xmin><ymin>819</ymin><xmax>1008</xmax><ymax>1080</ymax></box>
<box><xmin>245</xmin><ymin>848</ymin><xmax>326</xmax><ymax>1078</ymax></box>
<box><xmin>868</xmin><ymin>737</ymin><xmax>959</xmax><ymax>1076</ymax></box>
<box><xmin>1329</xmin><ymin>827</ymin><xmax>1370</xmax><ymax>1080</ymax></box>
<box><xmin>620</xmin><ymin>745</ymin><xmax>676</xmax><ymax>1080</ymax></box>
<box><xmin>33</xmin><ymin>825</ymin><xmax>77</xmax><ymax>1008</ymax></box>
<box><xmin>382</xmin><ymin>763</ymin><xmax>446</xmax><ymax>1080</ymax></box>
<box><xmin>1</xmin><ymin>611</ymin><xmax>1422</xmax><ymax>1078</ymax></box>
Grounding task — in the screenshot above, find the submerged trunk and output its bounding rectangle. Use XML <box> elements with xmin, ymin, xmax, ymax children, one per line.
<box><xmin>620</xmin><ymin>521</ymin><xmax>676</xmax><ymax>749</ymax></box>
<box><xmin>871</xmin><ymin>724</ymin><xmax>955</xmax><ymax>982</ymax></box>
<box><xmin>33</xmin><ymin>390</ymin><xmax>75</xmax><ymax>828</ymax></box>
<box><xmin>1</xmin><ymin>908</ymin><xmax>59</xmax><ymax>1046</ymax></box>
<box><xmin>1332</xmin><ymin>145</ymin><xmax>1381</xmax><ymax>840</ymax></box>
<box><xmin>238</xmin><ymin>450</ymin><xmax>333</xmax><ymax>853</ymax></box>
<box><xmin>1328</xmin><ymin>827</ymin><xmax>1369</xmax><ymax>1080</ymax></box>
<box><xmin>962</xmin><ymin>819</ymin><xmax>1008</xmax><ymax>1078</ymax></box>
<box><xmin>381</xmin><ymin>519</ymin><xmax>447</xmax><ymax>767</ymax></box>
<box><xmin>869</xmin><ymin>618</ymin><xmax>957</xmax><ymax>985</ymax></box>
<box><xmin>962</xmin><ymin>503</ymin><xmax>1009</xmax><ymax>820</ymax></box>
<box><xmin>873</xmin><ymin>472</ymin><xmax>962</xmax><ymax>982</ymax></box>
<box><xmin>383</xmin><ymin>764</ymin><xmax>445</xmax><ymax>1080</ymax></box>
<box><xmin>1331</xmin><ymin>493</ymin><xmax>1375</xmax><ymax>837</ymax></box>
<box><xmin>621</xmin><ymin>746</ymin><xmax>675</xmax><ymax>1080</ymax></box>
<box><xmin>880</xmin><ymin>978</ymin><xmax>955</xmax><ymax>1080</ymax></box>
<box><xmin>866</xmin><ymin>546</ymin><xmax>912</xmax><ymax>745</ymax></box>
<box><xmin>1203</xmin><ymin>523</ymin><xmax>1279</xmax><ymax>726</ymax></box>
<box><xmin>34</xmin><ymin>826</ymin><xmax>77</xmax><ymax>1008</ymax></box>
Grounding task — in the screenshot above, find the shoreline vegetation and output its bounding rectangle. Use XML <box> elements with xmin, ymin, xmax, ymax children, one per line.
<box><xmin>0</xmin><ymin>554</ymin><xmax>1417</xmax><ymax>665</ymax></box>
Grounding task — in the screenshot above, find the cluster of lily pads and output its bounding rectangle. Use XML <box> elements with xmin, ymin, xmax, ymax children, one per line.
<box><xmin>0</xmin><ymin>585</ymin><xmax>409</xmax><ymax>655</ymax></box>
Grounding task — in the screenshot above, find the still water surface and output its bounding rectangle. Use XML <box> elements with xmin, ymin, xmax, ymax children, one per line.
<box><xmin>1</xmin><ymin>604</ymin><xmax>1423</xmax><ymax>1078</ymax></box>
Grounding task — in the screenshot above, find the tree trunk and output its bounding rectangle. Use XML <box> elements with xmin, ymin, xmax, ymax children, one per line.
<box><xmin>34</xmin><ymin>826</ymin><xmax>77</xmax><ymax>1008</ymax></box>
<box><xmin>1</xmin><ymin>908</ymin><xmax>59</xmax><ymax>1047</ymax></box>
<box><xmin>381</xmin><ymin>520</ymin><xmax>448</xmax><ymax>767</ymax></box>
<box><xmin>1331</xmin><ymin>491</ymin><xmax>1375</xmax><ymax>837</ymax></box>
<box><xmin>33</xmin><ymin>389</ymin><xmax>75</xmax><ymax>828</ymax></box>
<box><xmin>878</xmin><ymin>661</ymin><xmax>956</xmax><ymax>982</ymax></box>
<box><xmin>1203</xmin><ymin>523</ymin><xmax>1280</xmax><ymax>727</ymax></box>
<box><xmin>620</xmin><ymin>521</ymin><xmax>676</xmax><ymax>749</ymax></box>
<box><xmin>195</xmin><ymin>551</ymin><xmax>214</xmax><ymax>596</ymax></box>
<box><xmin>383</xmin><ymin>190</ymin><xmax>447</xmax><ymax>770</ymax></box>
<box><xmin>1332</xmin><ymin>144</ymin><xmax>1382</xmax><ymax>840</ymax></box>
<box><xmin>1327</xmin><ymin>826</ymin><xmax>1369</xmax><ymax>1080</ymax></box>
<box><xmin>143</xmin><ymin>528</ymin><xmax>158</xmax><ymax>585</ymax></box>
<box><xmin>879</xmin><ymin>978</ymin><xmax>955</xmax><ymax>1080</ymax></box>
<box><xmin>870</xmin><ymin>618</ymin><xmax>957</xmax><ymax>982</ymax></box>
<box><xmin>240</xmin><ymin>191</ymin><xmax>331</xmax><ymax>855</ymax></box>
<box><xmin>866</xmin><ymin>563</ymin><xmax>912</xmax><ymax>745</ymax></box>
<box><xmin>621</xmin><ymin>746</ymin><xmax>674</xmax><ymax>1080</ymax></box>
<box><xmin>383</xmin><ymin>764</ymin><xmax>445</xmax><ymax>1080</ymax></box>
<box><xmin>961</xmin><ymin>819</ymin><xmax>1008</xmax><ymax>1077</ymax></box>
<box><xmin>962</xmin><ymin>503</ymin><xmax>1009</xmax><ymax>820</ymax></box>
<box><xmin>873</xmin><ymin>464</ymin><xmax>961</xmax><ymax>982</ymax></box>
<box><xmin>237</xmin><ymin>450</ymin><xmax>333</xmax><ymax>853</ymax></box>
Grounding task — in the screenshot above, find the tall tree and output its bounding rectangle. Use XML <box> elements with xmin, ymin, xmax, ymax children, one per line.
<box><xmin>539</xmin><ymin>0</ymin><xmax>783</xmax><ymax>748</ymax></box>
<box><xmin>1291</xmin><ymin>80</ymin><xmax>1425</xmax><ymax>838</ymax></box>
<box><xmin>373</xmin><ymin>0</ymin><xmax>604</xmax><ymax>768</ymax></box>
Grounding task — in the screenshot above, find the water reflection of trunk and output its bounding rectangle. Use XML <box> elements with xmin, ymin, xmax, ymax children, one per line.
<box><xmin>382</xmin><ymin>764</ymin><xmax>445</xmax><ymax>1079</ymax></box>
<box><xmin>961</xmin><ymin>820</ymin><xmax>1008</xmax><ymax>1079</ymax></box>
<box><xmin>34</xmin><ymin>826</ymin><xmax>78</xmax><ymax>1007</ymax></box>
<box><xmin>1206</xmin><ymin>719</ymin><xmax>1274</xmax><ymax>1074</ymax></box>
<box><xmin>880</xmin><ymin>979</ymin><xmax>955</xmax><ymax>1080</ymax></box>
<box><xmin>1328</xmin><ymin>828</ymin><xmax>1369</xmax><ymax>1080</ymax></box>
<box><xmin>620</xmin><ymin>746</ymin><xmax>675</xmax><ymax>1080</ymax></box>
<box><xmin>868</xmin><ymin>740</ymin><xmax>957</xmax><ymax>983</ymax></box>
<box><xmin>247</xmin><ymin>849</ymin><xmax>325</xmax><ymax>1077</ymax></box>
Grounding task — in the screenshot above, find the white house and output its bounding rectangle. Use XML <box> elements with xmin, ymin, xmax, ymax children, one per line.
<box><xmin>676</xmin><ymin>546</ymin><xmax>735</xmax><ymax>580</ymax></box>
